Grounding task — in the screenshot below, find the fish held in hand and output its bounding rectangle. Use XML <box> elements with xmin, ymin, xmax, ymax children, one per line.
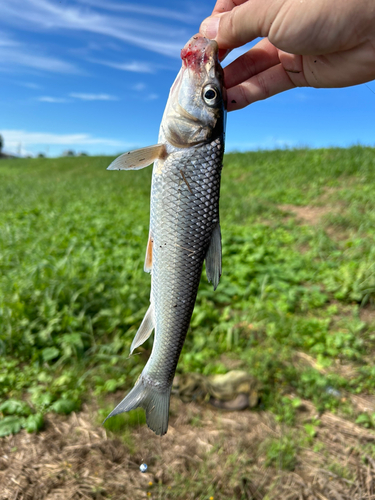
<box><xmin>105</xmin><ymin>34</ymin><xmax>226</xmax><ymax>436</ymax></box>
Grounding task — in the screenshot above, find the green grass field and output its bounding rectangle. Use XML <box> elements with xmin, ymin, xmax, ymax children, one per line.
<box><xmin>1</xmin><ymin>147</ymin><xmax>375</xmax><ymax>498</ymax></box>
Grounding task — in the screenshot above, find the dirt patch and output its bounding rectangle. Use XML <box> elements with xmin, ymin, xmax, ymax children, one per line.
<box><xmin>279</xmin><ymin>205</ymin><xmax>334</xmax><ymax>226</ymax></box>
<box><xmin>318</xmin><ymin>186</ymin><xmax>343</xmax><ymax>203</ymax></box>
<box><xmin>1</xmin><ymin>398</ymin><xmax>375</xmax><ymax>499</ymax></box>
<box><xmin>279</xmin><ymin>203</ymin><xmax>352</xmax><ymax>241</ymax></box>
<box><xmin>360</xmin><ymin>307</ymin><xmax>375</xmax><ymax>324</ymax></box>
<box><xmin>350</xmin><ymin>394</ymin><xmax>375</xmax><ymax>414</ymax></box>
<box><xmin>294</xmin><ymin>349</ymin><xmax>360</xmax><ymax>384</ymax></box>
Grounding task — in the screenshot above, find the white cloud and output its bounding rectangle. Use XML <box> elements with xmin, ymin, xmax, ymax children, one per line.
<box><xmin>0</xmin><ymin>43</ymin><xmax>80</xmax><ymax>74</ymax></box>
<box><xmin>130</xmin><ymin>83</ymin><xmax>158</xmax><ymax>100</ymax></box>
<box><xmin>132</xmin><ymin>82</ymin><xmax>146</xmax><ymax>91</ymax></box>
<box><xmin>0</xmin><ymin>0</ymin><xmax>187</xmax><ymax>59</ymax></box>
<box><xmin>21</xmin><ymin>82</ymin><xmax>42</xmax><ymax>89</ymax></box>
<box><xmin>69</xmin><ymin>92</ymin><xmax>118</xmax><ymax>101</ymax></box>
<box><xmin>90</xmin><ymin>59</ymin><xmax>156</xmax><ymax>73</ymax></box>
<box><xmin>38</xmin><ymin>96</ymin><xmax>69</xmax><ymax>103</ymax></box>
<box><xmin>76</xmin><ymin>0</ymin><xmax>201</xmax><ymax>24</ymax></box>
<box><xmin>0</xmin><ymin>31</ymin><xmax>18</xmax><ymax>47</ymax></box>
<box><xmin>1</xmin><ymin>129</ymin><xmax>128</xmax><ymax>148</ymax></box>
<box><xmin>146</xmin><ymin>93</ymin><xmax>159</xmax><ymax>101</ymax></box>
<box><xmin>37</xmin><ymin>93</ymin><xmax>119</xmax><ymax>102</ymax></box>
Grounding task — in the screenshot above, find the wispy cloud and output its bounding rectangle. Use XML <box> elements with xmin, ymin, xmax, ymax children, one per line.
<box><xmin>1</xmin><ymin>129</ymin><xmax>128</xmax><ymax>148</ymax></box>
<box><xmin>132</xmin><ymin>83</ymin><xmax>146</xmax><ymax>91</ymax></box>
<box><xmin>69</xmin><ymin>92</ymin><xmax>118</xmax><ymax>101</ymax></box>
<box><xmin>76</xmin><ymin>0</ymin><xmax>201</xmax><ymax>24</ymax></box>
<box><xmin>146</xmin><ymin>93</ymin><xmax>159</xmax><ymax>101</ymax></box>
<box><xmin>130</xmin><ymin>83</ymin><xmax>158</xmax><ymax>101</ymax></box>
<box><xmin>21</xmin><ymin>82</ymin><xmax>42</xmax><ymax>90</ymax></box>
<box><xmin>1</xmin><ymin>0</ymin><xmax>187</xmax><ymax>58</ymax></box>
<box><xmin>0</xmin><ymin>34</ymin><xmax>80</xmax><ymax>74</ymax></box>
<box><xmin>37</xmin><ymin>93</ymin><xmax>119</xmax><ymax>102</ymax></box>
<box><xmin>91</xmin><ymin>59</ymin><xmax>156</xmax><ymax>73</ymax></box>
<box><xmin>0</xmin><ymin>31</ymin><xmax>18</xmax><ymax>47</ymax></box>
<box><xmin>38</xmin><ymin>96</ymin><xmax>69</xmax><ymax>103</ymax></box>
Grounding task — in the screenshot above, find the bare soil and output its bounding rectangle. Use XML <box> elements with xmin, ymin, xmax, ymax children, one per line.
<box><xmin>279</xmin><ymin>205</ymin><xmax>334</xmax><ymax>227</ymax></box>
<box><xmin>1</xmin><ymin>397</ymin><xmax>375</xmax><ymax>500</ymax></box>
<box><xmin>360</xmin><ymin>307</ymin><xmax>375</xmax><ymax>325</ymax></box>
<box><xmin>279</xmin><ymin>202</ymin><xmax>354</xmax><ymax>241</ymax></box>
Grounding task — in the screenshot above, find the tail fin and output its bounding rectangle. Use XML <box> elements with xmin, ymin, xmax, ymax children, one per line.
<box><xmin>104</xmin><ymin>377</ymin><xmax>172</xmax><ymax>436</ymax></box>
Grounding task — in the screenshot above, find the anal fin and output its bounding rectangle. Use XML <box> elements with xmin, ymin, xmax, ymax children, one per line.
<box><xmin>205</xmin><ymin>221</ymin><xmax>222</xmax><ymax>291</ymax></box>
<box><xmin>130</xmin><ymin>305</ymin><xmax>155</xmax><ymax>354</ymax></box>
<box><xmin>107</xmin><ymin>144</ymin><xmax>166</xmax><ymax>170</ymax></box>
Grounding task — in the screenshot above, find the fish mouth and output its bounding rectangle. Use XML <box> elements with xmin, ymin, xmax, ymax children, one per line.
<box><xmin>180</xmin><ymin>33</ymin><xmax>219</xmax><ymax>73</ymax></box>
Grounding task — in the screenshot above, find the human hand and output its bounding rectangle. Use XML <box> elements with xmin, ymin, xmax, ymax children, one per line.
<box><xmin>200</xmin><ymin>0</ymin><xmax>375</xmax><ymax>111</ymax></box>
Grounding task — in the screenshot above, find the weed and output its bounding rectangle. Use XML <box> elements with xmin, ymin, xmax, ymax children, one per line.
<box><xmin>262</xmin><ymin>434</ymin><xmax>298</xmax><ymax>471</ymax></box>
<box><xmin>1</xmin><ymin>148</ymin><xmax>375</xmax><ymax>437</ymax></box>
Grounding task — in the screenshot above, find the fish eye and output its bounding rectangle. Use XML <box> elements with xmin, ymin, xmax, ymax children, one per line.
<box><xmin>205</xmin><ymin>89</ymin><xmax>216</xmax><ymax>100</ymax></box>
<box><xmin>203</xmin><ymin>85</ymin><xmax>219</xmax><ymax>106</ymax></box>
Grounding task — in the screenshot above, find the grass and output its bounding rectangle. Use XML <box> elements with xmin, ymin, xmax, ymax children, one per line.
<box><xmin>1</xmin><ymin>148</ymin><xmax>375</xmax><ymax>418</ymax></box>
<box><xmin>1</xmin><ymin>147</ymin><xmax>375</xmax><ymax>496</ymax></box>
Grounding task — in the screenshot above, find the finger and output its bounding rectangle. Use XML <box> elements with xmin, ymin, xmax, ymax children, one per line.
<box><xmin>226</xmin><ymin>63</ymin><xmax>298</xmax><ymax>111</ymax></box>
<box><xmin>211</xmin><ymin>0</ymin><xmax>249</xmax><ymax>15</ymax></box>
<box><xmin>224</xmin><ymin>38</ymin><xmax>280</xmax><ymax>89</ymax></box>
<box><xmin>302</xmin><ymin>42</ymin><xmax>375</xmax><ymax>88</ymax></box>
<box><xmin>201</xmin><ymin>0</ymin><xmax>282</xmax><ymax>48</ymax></box>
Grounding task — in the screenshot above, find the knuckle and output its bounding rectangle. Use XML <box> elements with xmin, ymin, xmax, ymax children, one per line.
<box><xmin>237</xmin><ymin>83</ymin><xmax>253</xmax><ymax>108</ymax></box>
<box><xmin>254</xmin><ymin>73</ymin><xmax>271</xmax><ymax>100</ymax></box>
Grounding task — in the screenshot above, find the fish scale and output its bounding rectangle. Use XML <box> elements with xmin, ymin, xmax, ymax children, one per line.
<box><xmin>147</xmin><ymin>138</ymin><xmax>223</xmax><ymax>389</ymax></box>
<box><xmin>105</xmin><ymin>33</ymin><xmax>226</xmax><ymax>435</ymax></box>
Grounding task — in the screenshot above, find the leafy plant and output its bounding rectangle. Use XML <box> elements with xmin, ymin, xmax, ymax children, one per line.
<box><xmin>1</xmin><ymin>147</ymin><xmax>375</xmax><ymax>437</ymax></box>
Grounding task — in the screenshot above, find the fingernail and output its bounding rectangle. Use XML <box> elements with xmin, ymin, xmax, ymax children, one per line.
<box><xmin>200</xmin><ymin>16</ymin><xmax>220</xmax><ymax>40</ymax></box>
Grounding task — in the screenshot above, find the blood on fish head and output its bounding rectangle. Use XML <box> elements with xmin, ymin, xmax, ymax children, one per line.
<box><xmin>180</xmin><ymin>34</ymin><xmax>218</xmax><ymax>72</ymax></box>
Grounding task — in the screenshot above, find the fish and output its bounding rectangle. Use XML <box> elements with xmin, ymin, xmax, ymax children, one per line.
<box><xmin>105</xmin><ymin>33</ymin><xmax>226</xmax><ymax>436</ymax></box>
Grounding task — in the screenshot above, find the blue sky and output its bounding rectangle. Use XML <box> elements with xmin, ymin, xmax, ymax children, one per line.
<box><xmin>1</xmin><ymin>0</ymin><xmax>374</xmax><ymax>157</ymax></box>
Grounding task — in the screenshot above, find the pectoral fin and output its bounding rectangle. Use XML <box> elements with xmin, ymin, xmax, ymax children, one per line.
<box><xmin>130</xmin><ymin>304</ymin><xmax>155</xmax><ymax>354</ymax></box>
<box><xmin>205</xmin><ymin>222</ymin><xmax>222</xmax><ymax>291</ymax></box>
<box><xmin>144</xmin><ymin>232</ymin><xmax>153</xmax><ymax>273</ymax></box>
<box><xmin>107</xmin><ymin>144</ymin><xmax>166</xmax><ymax>170</ymax></box>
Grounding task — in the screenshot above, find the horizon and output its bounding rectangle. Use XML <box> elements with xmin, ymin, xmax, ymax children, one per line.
<box><xmin>3</xmin><ymin>143</ymin><xmax>375</xmax><ymax>160</ymax></box>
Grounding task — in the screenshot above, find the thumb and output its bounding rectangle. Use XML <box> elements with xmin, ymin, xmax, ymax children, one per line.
<box><xmin>200</xmin><ymin>1</ymin><xmax>278</xmax><ymax>49</ymax></box>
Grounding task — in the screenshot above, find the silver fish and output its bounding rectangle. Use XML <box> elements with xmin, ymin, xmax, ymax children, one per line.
<box><xmin>105</xmin><ymin>34</ymin><xmax>226</xmax><ymax>435</ymax></box>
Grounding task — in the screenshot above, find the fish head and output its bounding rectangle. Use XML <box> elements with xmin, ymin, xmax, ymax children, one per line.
<box><xmin>162</xmin><ymin>33</ymin><xmax>226</xmax><ymax>148</ymax></box>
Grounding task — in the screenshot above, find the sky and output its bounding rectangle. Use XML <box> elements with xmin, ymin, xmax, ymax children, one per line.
<box><xmin>0</xmin><ymin>0</ymin><xmax>374</xmax><ymax>157</ymax></box>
